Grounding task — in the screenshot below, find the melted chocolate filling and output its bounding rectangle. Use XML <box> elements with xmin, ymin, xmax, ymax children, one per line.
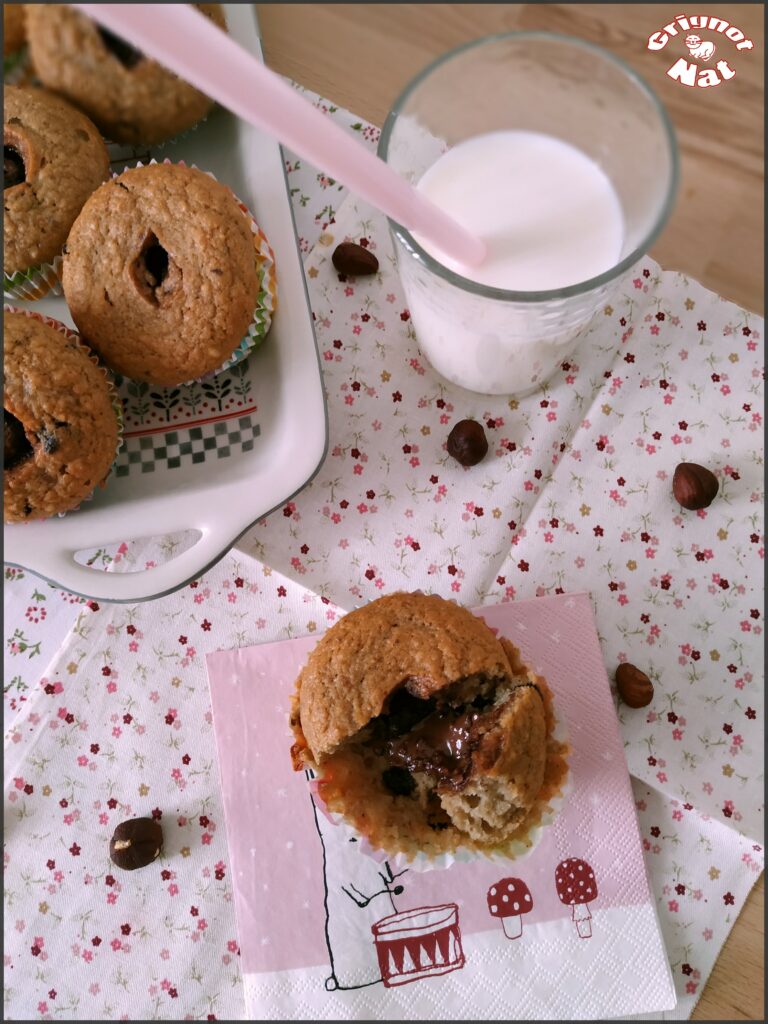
<box><xmin>378</xmin><ymin>688</ymin><xmax>436</xmax><ymax>738</ymax></box>
<box><xmin>97</xmin><ymin>27</ymin><xmax>144</xmax><ymax>69</ymax></box>
<box><xmin>4</xmin><ymin>411</ymin><xmax>33</xmax><ymax>469</ymax></box>
<box><xmin>143</xmin><ymin>238</ymin><xmax>169</xmax><ymax>287</ymax></box>
<box><xmin>4</xmin><ymin>145</ymin><xmax>25</xmax><ymax>189</ymax></box>
<box><xmin>381</xmin><ymin>766</ymin><xmax>416</xmax><ymax>797</ymax></box>
<box><xmin>131</xmin><ymin>233</ymin><xmax>171</xmax><ymax>303</ymax></box>
<box><xmin>387</xmin><ymin>706</ymin><xmax>482</xmax><ymax>791</ymax></box>
<box><xmin>374</xmin><ymin>682</ymin><xmax>543</xmax><ymax>795</ymax></box>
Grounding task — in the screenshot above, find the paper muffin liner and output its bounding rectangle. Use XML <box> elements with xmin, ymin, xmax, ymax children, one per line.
<box><xmin>3</xmin><ymin>251</ymin><xmax>63</xmax><ymax>302</ymax></box>
<box><xmin>4</xmin><ymin>305</ymin><xmax>125</xmax><ymax>518</ymax></box>
<box><xmin>115</xmin><ymin>158</ymin><xmax>277</xmax><ymax>386</ymax></box>
<box><xmin>308</xmin><ymin>702</ymin><xmax>571</xmax><ymax>876</ymax></box>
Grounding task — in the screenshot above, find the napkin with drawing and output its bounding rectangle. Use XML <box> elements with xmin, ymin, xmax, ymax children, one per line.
<box><xmin>207</xmin><ymin>594</ymin><xmax>676</xmax><ymax>1020</ymax></box>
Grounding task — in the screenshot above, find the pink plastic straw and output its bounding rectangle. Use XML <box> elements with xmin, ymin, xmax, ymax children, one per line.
<box><xmin>72</xmin><ymin>3</ymin><xmax>486</xmax><ymax>268</ymax></box>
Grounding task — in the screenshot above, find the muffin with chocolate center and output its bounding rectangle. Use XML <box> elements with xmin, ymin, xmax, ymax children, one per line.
<box><xmin>4</xmin><ymin>85</ymin><xmax>109</xmax><ymax>290</ymax></box>
<box><xmin>4</xmin><ymin>311</ymin><xmax>121</xmax><ymax>523</ymax></box>
<box><xmin>25</xmin><ymin>4</ymin><xmax>226</xmax><ymax>145</ymax></box>
<box><xmin>290</xmin><ymin>592</ymin><xmax>568</xmax><ymax>860</ymax></box>
<box><xmin>61</xmin><ymin>162</ymin><xmax>262</xmax><ymax>386</ymax></box>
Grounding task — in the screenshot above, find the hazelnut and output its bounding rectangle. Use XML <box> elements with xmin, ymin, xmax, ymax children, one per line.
<box><xmin>447</xmin><ymin>419</ymin><xmax>488</xmax><ymax>466</ymax></box>
<box><xmin>615</xmin><ymin>663</ymin><xmax>654</xmax><ymax>708</ymax></box>
<box><xmin>672</xmin><ymin>462</ymin><xmax>719</xmax><ymax>510</ymax></box>
<box><xmin>109</xmin><ymin>817</ymin><xmax>163</xmax><ymax>870</ymax></box>
<box><xmin>331</xmin><ymin>242</ymin><xmax>379</xmax><ymax>276</ymax></box>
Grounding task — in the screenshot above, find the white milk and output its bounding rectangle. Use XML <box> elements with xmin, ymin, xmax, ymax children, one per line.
<box><xmin>414</xmin><ymin>131</ymin><xmax>624</xmax><ymax>291</ymax></box>
<box><xmin>401</xmin><ymin>131</ymin><xmax>626</xmax><ymax>395</ymax></box>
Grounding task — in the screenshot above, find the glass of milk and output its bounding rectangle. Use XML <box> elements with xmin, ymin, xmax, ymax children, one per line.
<box><xmin>378</xmin><ymin>33</ymin><xmax>678</xmax><ymax>396</ymax></box>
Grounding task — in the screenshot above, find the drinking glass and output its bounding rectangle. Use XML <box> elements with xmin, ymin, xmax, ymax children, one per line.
<box><xmin>378</xmin><ymin>33</ymin><xmax>678</xmax><ymax>396</ymax></box>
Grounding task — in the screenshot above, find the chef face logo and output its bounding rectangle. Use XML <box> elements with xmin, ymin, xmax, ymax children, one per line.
<box><xmin>647</xmin><ymin>12</ymin><xmax>754</xmax><ymax>87</ymax></box>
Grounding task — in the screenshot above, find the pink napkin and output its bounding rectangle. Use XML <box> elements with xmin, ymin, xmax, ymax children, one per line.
<box><xmin>207</xmin><ymin>593</ymin><xmax>676</xmax><ymax>1019</ymax></box>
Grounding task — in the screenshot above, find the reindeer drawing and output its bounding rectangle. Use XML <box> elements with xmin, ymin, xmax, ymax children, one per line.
<box><xmin>307</xmin><ymin>771</ymin><xmax>465</xmax><ymax>991</ymax></box>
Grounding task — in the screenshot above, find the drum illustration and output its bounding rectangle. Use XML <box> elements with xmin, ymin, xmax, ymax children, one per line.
<box><xmin>372</xmin><ymin>903</ymin><xmax>465</xmax><ymax>987</ymax></box>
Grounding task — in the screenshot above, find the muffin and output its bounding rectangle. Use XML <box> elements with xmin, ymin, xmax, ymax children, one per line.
<box><xmin>4</xmin><ymin>86</ymin><xmax>110</xmax><ymax>299</ymax></box>
<box><xmin>3</xmin><ymin>4</ymin><xmax>26</xmax><ymax>57</ymax></box>
<box><xmin>62</xmin><ymin>162</ymin><xmax>264</xmax><ymax>386</ymax></box>
<box><xmin>4</xmin><ymin>310</ymin><xmax>121</xmax><ymax>523</ymax></box>
<box><xmin>290</xmin><ymin>592</ymin><xmax>568</xmax><ymax>860</ymax></box>
<box><xmin>25</xmin><ymin>4</ymin><xmax>226</xmax><ymax>145</ymax></box>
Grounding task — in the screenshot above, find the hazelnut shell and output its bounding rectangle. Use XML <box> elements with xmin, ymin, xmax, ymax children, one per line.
<box><xmin>672</xmin><ymin>462</ymin><xmax>719</xmax><ymax>511</ymax></box>
<box><xmin>615</xmin><ymin>663</ymin><xmax>654</xmax><ymax>709</ymax></box>
<box><xmin>447</xmin><ymin>419</ymin><xmax>488</xmax><ymax>467</ymax></box>
<box><xmin>331</xmin><ymin>242</ymin><xmax>379</xmax><ymax>276</ymax></box>
<box><xmin>109</xmin><ymin>817</ymin><xmax>163</xmax><ymax>870</ymax></box>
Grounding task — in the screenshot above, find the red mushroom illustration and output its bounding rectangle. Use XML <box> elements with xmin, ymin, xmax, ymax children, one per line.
<box><xmin>555</xmin><ymin>857</ymin><xmax>598</xmax><ymax>938</ymax></box>
<box><xmin>487</xmin><ymin>877</ymin><xmax>533</xmax><ymax>939</ymax></box>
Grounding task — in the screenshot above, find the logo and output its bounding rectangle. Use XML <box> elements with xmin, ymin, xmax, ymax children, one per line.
<box><xmin>647</xmin><ymin>12</ymin><xmax>754</xmax><ymax>87</ymax></box>
<box><xmin>684</xmin><ymin>34</ymin><xmax>715</xmax><ymax>61</ymax></box>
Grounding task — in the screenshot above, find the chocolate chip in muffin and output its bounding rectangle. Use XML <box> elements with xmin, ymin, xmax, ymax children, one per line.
<box><xmin>109</xmin><ymin>817</ymin><xmax>163</xmax><ymax>870</ymax></box>
<box><xmin>3</xmin><ymin>145</ymin><xmax>25</xmax><ymax>188</ymax></box>
<box><xmin>131</xmin><ymin>232</ymin><xmax>171</xmax><ymax>303</ymax></box>
<box><xmin>40</xmin><ymin>431</ymin><xmax>60</xmax><ymax>455</ymax></box>
<box><xmin>382</xmin><ymin>766</ymin><xmax>417</xmax><ymax>797</ymax></box>
<box><xmin>142</xmin><ymin>236</ymin><xmax>169</xmax><ymax>287</ymax></box>
<box><xmin>97</xmin><ymin>26</ymin><xmax>144</xmax><ymax>69</ymax></box>
<box><xmin>381</xmin><ymin>688</ymin><xmax>436</xmax><ymax>737</ymax></box>
<box><xmin>4</xmin><ymin>411</ymin><xmax>33</xmax><ymax>469</ymax></box>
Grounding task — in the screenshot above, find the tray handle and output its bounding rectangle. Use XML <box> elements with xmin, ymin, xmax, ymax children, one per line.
<box><xmin>27</xmin><ymin>527</ymin><xmax>232</xmax><ymax>604</ymax></box>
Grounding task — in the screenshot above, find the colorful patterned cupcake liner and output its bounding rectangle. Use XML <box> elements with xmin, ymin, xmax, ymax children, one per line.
<box><xmin>3</xmin><ymin>251</ymin><xmax>64</xmax><ymax>302</ymax></box>
<box><xmin>116</xmin><ymin>159</ymin><xmax>277</xmax><ymax>386</ymax></box>
<box><xmin>4</xmin><ymin>305</ymin><xmax>125</xmax><ymax>518</ymax></box>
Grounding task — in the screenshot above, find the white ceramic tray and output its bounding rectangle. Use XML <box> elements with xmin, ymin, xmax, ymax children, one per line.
<box><xmin>4</xmin><ymin>5</ymin><xmax>327</xmax><ymax>602</ymax></box>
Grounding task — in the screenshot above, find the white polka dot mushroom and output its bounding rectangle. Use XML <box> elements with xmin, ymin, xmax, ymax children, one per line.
<box><xmin>486</xmin><ymin>877</ymin><xmax>534</xmax><ymax>939</ymax></box>
<box><xmin>555</xmin><ymin>857</ymin><xmax>598</xmax><ymax>938</ymax></box>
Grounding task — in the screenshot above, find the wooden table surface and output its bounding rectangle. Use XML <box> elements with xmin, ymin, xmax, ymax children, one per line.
<box><xmin>257</xmin><ymin>4</ymin><xmax>765</xmax><ymax>1020</ymax></box>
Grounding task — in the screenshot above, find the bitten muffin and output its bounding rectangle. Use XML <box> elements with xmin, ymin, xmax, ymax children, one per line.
<box><xmin>3</xmin><ymin>4</ymin><xmax>26</xmax><ymax>57</ymax></box>
<box><xmin>4</xmin><ymin>86</ymin><xmax>110</xmax><ymax>283</ymax></box>
<box><xmin>290</xmin><ymin>592</ymin><xmax>568</xmax><ymax>860</ymax></box>
<box><xmin>4</xmin><ymin>311</ymin><xmax>121</xmax><ymax>523</ymax></box>
<box><xmin>25</xmin><ymin>4</ymin><xmax>226</xmax><ymax>145</ymax></box>
<box><xmin>62</xmin><ymin>162</ymin><xmax>262</xmax><ymax>386</ymax></box>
